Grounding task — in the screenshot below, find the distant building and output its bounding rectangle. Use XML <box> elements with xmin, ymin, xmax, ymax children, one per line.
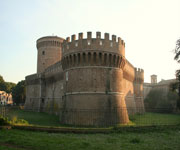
<box><xmin>0</xmin><ymin>91</ymin><xmax>13</xmax><ymax>105</ymax></box>
<box><xmin>143</xmin><ymin>75</ymin><xmax>178</xmax><ymax>110</ymax></box>
<box><xmin>144</xmin><ymin>75</ymin><xmax>177</xmax><ymax>99</ymax></box>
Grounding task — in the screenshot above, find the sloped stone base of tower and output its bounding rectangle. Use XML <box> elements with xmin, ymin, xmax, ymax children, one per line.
<box><xmin>59</xmin><ymin>94</ymin><xmax>129</xmax><ymax>127</ymax></box>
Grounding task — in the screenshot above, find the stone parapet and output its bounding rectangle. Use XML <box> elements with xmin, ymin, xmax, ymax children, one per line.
<box><xmin>62</xmin><ymin>32</ymin><xmax>125</xmax><ymax>57</ymax></box>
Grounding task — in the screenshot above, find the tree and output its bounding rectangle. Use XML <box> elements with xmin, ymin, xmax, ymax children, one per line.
<box><xmin>12</xmin><ymin>80</ymin><xmax>26</xmax><ymax>105</ymax></box>
<box><xmin>174</xmin><ymin>39</ymin><xmax>180</xmax><ymax>62</ymax></box>
<box><xmin>5</xmin><ymin>82</ymin><xmax>16</xmax><ymax>93</ymax></box>
<box><xmin>0</xmin><ymin>75</ymin><xmax>16</xmax><ymax>93</ymax></box>
<box><xmin>174</xmin><ymin>38</ymin><xmax>180</xmax><ymax>109</ymax></box>
<box><xmin>0</xmin><ymin>75</ymin><xmax>7</xmax><ymax>91</ymax></box>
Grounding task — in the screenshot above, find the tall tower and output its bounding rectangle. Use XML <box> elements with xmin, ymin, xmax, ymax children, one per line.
<box><xmin>151</xmin><ymin>74</ymin><xmax>157</xmax><ymax>84</ymax></box>
<box><xmin>36</xmin><ymin>36</ymin><xmax>64</xmax><ymax>73</ymax></box>
<box><xmin>134</xmin><ymin>68</ymin><xmax>145</xmax><ymax>113</ymax></box>
<box><xmin>61</xmin><ymin>32</ymin><xmax>129</xmax><ymax>126</ymax></box>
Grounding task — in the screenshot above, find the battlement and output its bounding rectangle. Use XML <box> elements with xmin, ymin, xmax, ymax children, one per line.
<box><xmin>134</xmin><ymin>68</ymin><xmax>144</xmax><ymax>83</ymax></box>
<box><xmin>37</xmin><ymin>36</ymin><xmax>64</xmax><ymax>49</ymax></box>
<box><xmin>62</xmin><ymin>32</ymin><xmax>125</xmax><ymax>57</ymax></box>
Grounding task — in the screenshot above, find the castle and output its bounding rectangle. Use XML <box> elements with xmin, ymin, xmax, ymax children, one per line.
<box><xmin>25</xmin><ymin>32</ymin><xmax>145</xmax><ymax>126</ymax></box>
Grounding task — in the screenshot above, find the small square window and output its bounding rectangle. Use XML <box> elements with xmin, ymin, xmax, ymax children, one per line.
<box><xmin>42</xmin><ymin>51</ymin><xmax>45</xmax><ymax>55</ymax></box>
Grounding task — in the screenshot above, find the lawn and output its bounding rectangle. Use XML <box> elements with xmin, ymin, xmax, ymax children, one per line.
<box><xmin>6</xmin><ymin>108</ymin><xmax>60</xmax><ymax>127</ymax></box>
<box><xmin>129</xmin><ymin>112</ymin><xmax>180</xmax><ymax>126</ymax></box>
<box><xmin>4</xmin><ymin>108</ymin><xmax>180</xmax><ymax>127</ymax></box>
<box><xmin>0</xmin><ymin>128</ymin><xmax>180</xmax><ymax>150</ymax></box>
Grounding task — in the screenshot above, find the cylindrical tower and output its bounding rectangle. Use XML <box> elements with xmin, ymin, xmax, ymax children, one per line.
<box><xmin>61</xmin><ymin>32</ymin><xmax>129</xmax><ymax>126</ymax></box>
<box><xmin>36</xmin><ymin>36</ymin><xmax>64</xmax><ymax>73</ymax></box>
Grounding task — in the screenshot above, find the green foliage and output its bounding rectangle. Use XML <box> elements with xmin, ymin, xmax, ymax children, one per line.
<box><xmin>0</xmin><ymin>115</ymin><xmax>10</xmax><ymax>126</ymax></box>
<box><xmin>144</xmin><ymin>88</ymin><xmax>178</xmax><ymax>110</ymax></box>
<box><xmin>0</xmin><ymin>75</ymin><xmax>16</xmax><ymax>93</ymax></box>
<box><xmin>0</xmin><ymin>128</ymin><xmax>180</xmax><ymax>150</ymax></box>
<box><xmin>0</xmin><ymin>75</ymin><xmax>7</xmax><ymax>92</ymax></box>
<box><xmin>12</xmin><ymin>80</ymin><xmax>26</xmax><ymax>105</ymax></box>
<box><xmin>7</xmin><ymin>109</ymin><xmax>60</xmax><ymax>126</ymax></box>
<box><xmin>129</xmin><ymin>112</ymin><xmax>180</xmax><ymax>126</ymax></box>
<box><xmin>174</xmin><ymin>38</ymin><xmax>180</xmax><ymax>62</ymax></box>
<box><xmin>130</xmin><ymin>138</ymin><xmax>141</xmax><ymax>144</ymax></box>
<box><xmin>5</xmin><ymin>82</ymin><xmax>16</xmax><ymax>93</ymax></box>
<box><xmin>10</xmin><ymin>116</ymin><xmax>29</xmax><ymax>125</ymax></box>
<box><xmin>174</xmin><ymin>39</ymin><xmax>180</xmax><ymax>109</ymax></box>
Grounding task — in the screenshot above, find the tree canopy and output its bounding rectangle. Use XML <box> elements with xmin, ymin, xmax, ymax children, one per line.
<box><xmin>12</xmin><ymin>80</ymin><xmax>26</xmax><ymax>105</ymax></box>
<box><xmin>174</xmin><ymin>39</ymin><xmax>180</xmax><ymax>63</ymax></box>
<box><xmin>174</xmin><ymin>38</ymin><xmax>180</xmax><ymax>109</ymax></box>
<box><xmin>0</xmin><ymin>75</ymin><xmax>16</xmax><ymax>93</ymax></box>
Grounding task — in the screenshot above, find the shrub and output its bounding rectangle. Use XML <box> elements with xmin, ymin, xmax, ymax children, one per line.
<box><xmin>0</xmin><ymin>115</ymin><xmax>10</xmax><ymax>126</ymax></box>
<box><xmin>10</xmin><ymin>116</ymin><xmax>29</xmax><ymax>125</ymax></box>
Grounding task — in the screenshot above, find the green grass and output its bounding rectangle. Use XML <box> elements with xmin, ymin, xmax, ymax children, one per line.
<box><xmin>129</xmin><ymin>112</ymin><xmax>180</xmax><ymax>126</ymax></box>
<box><xmin>4</xmin><ymin>108</ymin><xmax>180</xmax><ymax>127</ymax></box>
<box><xmin>0</xmin><ymin>128</ymin><xmax>180</xmax><ymax>150</ymax></box>
<box><xmin>6</xmin><ymin>109</ymin><xmax>60</xmax><ymax>126</ymax></box>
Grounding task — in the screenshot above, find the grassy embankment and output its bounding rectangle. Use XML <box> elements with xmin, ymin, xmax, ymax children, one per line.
<box><xmin>5</xmin><ymin>108</ymin><xmax>180</xmax><ymax>127</ymax></box>
<box><xmin>0</xmin><ymin>127</ymin><xmax>180</xmax><ymax>150</ymax></box>
<box><xmin>1</xmin><ymin>108</ymin><xmax>180</xmax><ymax>150</ymax></box>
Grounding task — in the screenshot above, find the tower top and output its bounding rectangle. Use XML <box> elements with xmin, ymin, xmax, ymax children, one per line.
<box><xmin>62</xmin><ymin>31</ymin><xmax>125</xmax><ymax>57</ymax></box>
<box><xmin>36</xmin><ymin>36</ymin><xmax>64</xmax><ymax>49</ymax></box>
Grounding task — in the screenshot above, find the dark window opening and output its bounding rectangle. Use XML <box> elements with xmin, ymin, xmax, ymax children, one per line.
<box><xmin>42</xmin><ymin>98</ymin><xmax>45</xmax><ymax>104</ymax></box>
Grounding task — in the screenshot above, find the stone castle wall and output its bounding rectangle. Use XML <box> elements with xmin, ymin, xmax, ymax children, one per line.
<box><xmin>25</xmin><ymin>32</ymin><xmax>144</xmax><ymax>126</ymax></box>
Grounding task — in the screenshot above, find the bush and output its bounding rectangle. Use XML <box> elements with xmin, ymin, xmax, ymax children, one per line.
<box><xmin>0</xmin><ymin>115</ymin><xmax>10</xmax><ymax>126</ymax></box>
<box><xmin>10</xmin><ymin>116</ymin><xmax>29</xmax><ymax>125</ymax></box>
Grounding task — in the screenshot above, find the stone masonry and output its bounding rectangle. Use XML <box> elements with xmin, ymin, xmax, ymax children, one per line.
<box><xmin>25</xmin><ymin>32</ymin><xmax>145</xmax><ymax>126</ymax></box>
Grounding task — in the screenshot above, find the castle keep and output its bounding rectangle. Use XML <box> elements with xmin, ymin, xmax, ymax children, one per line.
<box><xmin>25</xmin><ymin>32</ymin><xmax>144</xmax><ymax>126</ymax></box>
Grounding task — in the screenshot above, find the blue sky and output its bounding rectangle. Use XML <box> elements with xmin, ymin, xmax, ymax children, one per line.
<box><xmin>0</xmin><ymin>0</ymin><xmax>180</xmax><ymax>83</ymax></box>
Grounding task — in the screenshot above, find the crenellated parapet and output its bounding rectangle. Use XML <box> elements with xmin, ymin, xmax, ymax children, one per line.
<box><xmin>62</xmin><ymin>32</ymin><xmax>126</xmax><ymax>70</ymax></box>
<box><xmin>134</xmin><ymin>68</ymin><xmax>144</xmax><ymax>83</ymax></box>
<box><xmin>62</xmin><ymin>32</ymin><xmax>125</xmax><ymax>56</ymax></box>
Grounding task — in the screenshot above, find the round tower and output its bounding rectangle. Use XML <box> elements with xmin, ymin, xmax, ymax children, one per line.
<box><xmin>36</xmin><ymin>36</ymin><xmax>64</xmax><ymax>73</ymax></box>
<box><xmin>61</xmin><ymin>32</ymin><xmax>129</xmax><ymax>126</ymax></box>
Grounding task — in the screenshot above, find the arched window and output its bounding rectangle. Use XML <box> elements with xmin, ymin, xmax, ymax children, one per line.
<box><xmin>99</xmin><ymin>53</ymin><xmax>102</xmax><ymax>65</ymax></box>
<box><xmin>73</xmin><ymin>54</ymin><xmax>76</xmax><ymax>66</ymax></box>
<box><xmin>69</xmin><ymin>55</ymin><xmax>72</xmax><ymax>67</ymax></box>
<box><xmin>83</xmin><ymin>53</ymin><xmax>86</xmax><ymax>64</ymax></box>
<box><xmin>88</xmin><ymin>52</ymin><xmax>91</xmax><ymax>64</ymax></box>
<box><xmin>117</xmin><ymin>56</ymin><xmax>120</xmax><ymax>67</ymax></box>
<box><xmin>109</xmin><ymin>54</ymin><xmax>112</xmax><ymax>66</ymax></box>
<box><xmin>93</xmin><ymin>52</ymin><xmax>96</xmax><ymax>64</ymax></box>
<box><xmin>104</xmin><ymin>53</ymin><xmax>107</xmax><ymax>65</ymax></box>
<box><xmin>78</xmin><ymin>53</ymin><xmax>81</xmax><ymax>64</ymax></box>
<box><xmin>113</xmin><ymin>55</ymin><xmax>116</xmax><ymax>66</ymax></box>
